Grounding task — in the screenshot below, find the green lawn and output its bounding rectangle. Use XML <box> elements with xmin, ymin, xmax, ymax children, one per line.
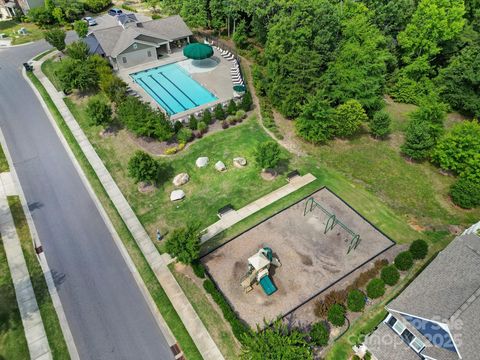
<box><xmin>27</xmin><ymin>71</ymin><xmax>204</xmax><ymax>360</ymax></box>
<box><xmin>0</xmin><ymin>236</ymin><xmax>29</xmax><ymax>360</ymax></box>
<box><xmin>8</xmin><ymin>196</ymin><xmax>70</xmax><ymax>360</ymax></box>
<box><xmin>171</xmin><ymin>266</ymin><xmax>242</xmax><ymax>359</ymax></box>
<box><xmin>42</xmin><ymin>59</ymin><xmax>63</xmax><ymax>92</ymax></box>
<box><xmin>0</xmin><ymin>20</ymin><xmax>44</xmax><ymax>45</ymax></box>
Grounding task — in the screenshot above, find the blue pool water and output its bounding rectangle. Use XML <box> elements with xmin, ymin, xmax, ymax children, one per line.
<box><xmin>131</xmin><ymin>63</ymin><xmax>218</xmax><ymax>115</ymax></box>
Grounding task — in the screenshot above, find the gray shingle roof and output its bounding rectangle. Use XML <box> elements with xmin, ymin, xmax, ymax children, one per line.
<box><xmin>141</xmin><ymin>15</ymin><xmax>192</xmax><ymax>40</ymax></box>
<box><xmin>388</xmin><ymin>233</ymin><xmax>480</xmax><ymax>360</ymax></box>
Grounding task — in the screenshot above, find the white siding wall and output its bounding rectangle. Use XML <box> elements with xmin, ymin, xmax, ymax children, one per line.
<box><xmin>117</xmin><ymin>44</ymin><xmax>156</xmax><ymax>69</ymax></box>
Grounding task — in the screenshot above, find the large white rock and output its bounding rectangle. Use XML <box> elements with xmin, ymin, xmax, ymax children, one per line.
<box><xmin>196</xmin><ymin>157</ymin><xmax>209</xmax><ymax>168</ymax></box>
<box><xmin>170</xmin><ymin>189</ymin><xmax>185</xmax><ymax>201</ymax></box>
<box><xmin>215</xmin><ymin>161</ymin><xmax>226</xmax><ymax>172</ymax></box>
<box><xmin>233</xmin><ymin>157</ymin><xmax>247</xmax><ymax>168</ymax></box>
<box><xmin>173</xmin><ymin>173</ymin><xmax>189</xmax><ymax>186</ymax></box>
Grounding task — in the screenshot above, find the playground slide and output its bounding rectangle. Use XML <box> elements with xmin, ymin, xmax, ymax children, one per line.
<box><xmin>259</xmin><ymin>275</ymin><xmax>277</xmax><ymax>296</ymax></box>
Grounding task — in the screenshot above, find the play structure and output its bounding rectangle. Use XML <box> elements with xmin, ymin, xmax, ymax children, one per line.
<box><xmin>304</xmin><ymin>197</ymin><xmax>361</xmax><ymax>254</ymax></box>
<box><xmin>241</xmin><ymin>247</ymin><xmax>281</xmax><ymax>295</ymax></box>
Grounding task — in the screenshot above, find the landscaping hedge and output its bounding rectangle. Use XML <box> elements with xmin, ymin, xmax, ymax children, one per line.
<box><xmin>366</xmin><ymin>278</ymin><xmax>385</xmax><ymax>299</ymax></box>
<box><xmin>310</xmin><ymin>322</ymin><xmax>330</xmax><ymax>347</ymax></box>
<box><xmin>381</xmin><ymin>265</ymin><xmax>400</xmax><ymax>286</ymax></box>
<box><xmin>395</xmin><ymin>251</ymin><xmax>414</xmax><ymax>271</ymax></box>
<box><xmin>191</xmin><ymin>261</ymin><xmax>206</xmax><ymax>279</ymax></box>
<box><xmin>347</xmin><ymin>289</ymin><xmax>365</xmax><ymax>312</ymax></box>
<box><xmin>409</xmin><ymin>239</ymin><xmax>428</xmax><ymax>260</ymax></box>
<box><xmin>203</xmin><ymin>279</ymin><xmax>250</xmax><ymax>342</ymax></box>
<box><xmin>327</xmin><ymin>304</ymin><xmax>346</xmax><ymax>327</ymax></box>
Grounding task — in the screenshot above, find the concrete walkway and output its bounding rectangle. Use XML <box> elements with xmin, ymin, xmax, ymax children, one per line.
<box><xmin>201</xmin><ymin>173</ymin><xmax>316</xmax><ymax>242</ymax></box>
<box><xmin>0</xmin><ymin>172</ymin><xmax>52</xmax><ymax>360</ymax></box>
<box><xmin>33</xmin><ymin>55</ymin><xmax>224</xmax><ymax>360</ymax></box>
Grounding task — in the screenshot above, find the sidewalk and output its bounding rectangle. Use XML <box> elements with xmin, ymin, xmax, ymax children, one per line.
<box><xmin>32</xmin><ymin>54</ymin><xmax>224</xmax><ymax>360</ymax></box>
<box><xmin>0</xmin><ymin>172</ymin><xmax>52</xmax><ymax>360</ymax></box>
<box><xmin>201</xmin><ymin>173</ymin><xmax>316</xmax><ymax>242</ymax></box>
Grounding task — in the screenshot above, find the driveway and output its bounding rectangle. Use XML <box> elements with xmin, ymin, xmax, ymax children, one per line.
<box><xmin>0</xmin><ymin>36</ymin><xmax>174</xmax><ymax>360</ymax></box>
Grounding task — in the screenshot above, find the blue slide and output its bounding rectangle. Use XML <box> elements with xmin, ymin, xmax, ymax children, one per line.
<box><xmin>259</xmin><ymin>275</ymin><xmax>277</xmax><ymax>296</ymax></box>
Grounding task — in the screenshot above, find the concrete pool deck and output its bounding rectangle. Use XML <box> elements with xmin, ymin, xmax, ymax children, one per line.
<box><xmin>117</xmin><ymin>48</ymin><xmax>237</xmax><ymax>121</ymax></box>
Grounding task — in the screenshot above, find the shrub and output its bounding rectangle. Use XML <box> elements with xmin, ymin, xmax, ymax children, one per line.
<box><xmin>197</xmin><ymin>121</ymin><xmax>208</xmax><ymax>134</ymax></box>
<box><xmin>450</xmin><ymin>178</ymin><xmax>480</xmax><ymax>209</ymax></box>
<box><xmin>44</xmin><ymin>28</ymin><xmax>66</xmax><ymax>51</ymax></box>
<box><xmin>85</xmin><ymin>95</ymin><xmax>111</xmax><ymax>126</ymax></box>
<box><xmin>381</xmin><ymin>265</ymin><xmax>400</xmax><ymax>286</ymax></box>
<box><xmin>327</xmin><ymin>304</ymin><xmax>346</xmax><ymax>327</ymax></box>
<box><xmin>254</xmin><ymin>141</ymin><xmax>281</xmax><ymax>170</ymax></box>
<box><xmin>165</xmin><ymin>223</ymin><xmax>201</xmax><ymax>264</ymax></box>
<box><xmin>202</xmin><ymin>109</ymin><xmax>212</xmax><ymax>125</ymax></box>
<box><xmin>214</xmin><ymin>103</ymin><xmax>226</xmax><ymax>120</ymax></box>
<box><xmin>173</xmin><ymin>120</ymin><xmax>183</xmax><ymax>133</ymax></box>
<box><xmin>347</xmin><ymin>289</ymin><xmax>365</xmax><ymax>312</ymax></box>
<box><xmin>191</xmin><ymin>261</ymin><xmax>206</xmax><ymax>279</ymax></box>
<box><xmin>401</xmin><ymin>119</ymin><xmax>442</xmax><ymax>161</ymax></box>
<box><xmin>226</xmin><ymin>115</ymin><xmax>237</xmax><ymax>125</ymax></box>
<box><xmin>203</xmin><ymin>279</ymin><xmax>249</xmax><ymax>341</ymax></box>
<box><xmin>370</xmin><ymin>111</ymin><xmax>391</xmax><ymax>139</ymax></box>
<box><xmin>314</xmin><ymin>289</ymin><xmax>347</xmax><ymax>318</ymax></box>
<box><xmin>227</xmin><ymin>99</ymin><xmax>237</xmax><ymax>115</ymax></box>
<box><xmin>127</xmin><ymin>151</ymin><xmax>160</xmax><ymax>184</ymax></box>
<box><xmin>188</xmin><ymin>115</ymin><xmax>198</xmax><ymax>130</ymax></box>
<box><xmin>177</xmin><ymin>127</ymin><xmax>193</xmax><ymax>144</ymax></box>
<box><xmin>409</xmin><ymin>239</ymin><xmax>429</xmax><ymax>260</ymax></box>
<box><xmin>240</xmin><ymin>91</ymin><xmax>253</xmax><ymax>111</ymax></box>
<box><xmin>221</xmin><ymin>120</ymin><xmax>229</xmax><ymax>129</ymax></box>
<box><xmin>366</xmin><ymin>278</ymin><xmax>385</xmax><ymax>299</ymax></box>
<box><xmin>164</xmin><ymin>147</ymin><xmax>177</xmax><ymax>155</ymax></box>
<box><xmin>236</xmin><ymin>109</ymin><xmax>246</xmax><ymax>120</ymax></box>
<box><xmin>310</xmin><ymin>322</ymin><xmax>329</xmax><ymax>347</ymax></box>
<box><xmin>333</xmin><ymin>100</ymin><xmax>367</xmax><ymax>138</ymax></box>
<box><xmin>395</xmin><ymin>251</ymin><xmax>414</xmax><ymax>271</ymax></box>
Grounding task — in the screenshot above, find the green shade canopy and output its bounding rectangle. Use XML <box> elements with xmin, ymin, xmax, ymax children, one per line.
<box><xmin>183</xmin><ymin>43</ymin><xmax>214</xmax><ymax>60</ymax></box>
<box><xmin>233</xmin><ymin>85</ymin><xmax>246</xmax><ymax>92</ymax></box>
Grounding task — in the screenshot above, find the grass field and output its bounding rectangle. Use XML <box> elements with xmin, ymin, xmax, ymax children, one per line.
<box><xmin>8</xmin><ymin>196</ymin><xmax>70</xmax><ymax>360</ymax></box>
<box><xmin>42</xmin><ymin>59</ymin><xmax>63</xmax><ymax>92</ymax></box>
<box><xmin>0</xmin><ymin>20</ymin><xmax>44</xmax><ymax>45</ymax></box>
<box><xmin>27</xmin><ymin>71</ymin><xmax>204</xmax><ymax>360</ymax></box>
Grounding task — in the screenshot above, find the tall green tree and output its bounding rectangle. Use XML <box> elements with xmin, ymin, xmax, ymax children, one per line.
<box><xmin>295</xmin><ymin>97</ymin><xmax>335</xmax><ymax>144</ymax></box>
<box><xmin>73</xmin><ymin>20</ymin><xmax>88</xmax><ymax>38</ymax></box>
<box><xmin>401</xmin><ymin>119</ymin><xmax>442</xmax><ymax>161</ymax></box>
<box><xmin>165</xmin><ymin>224</ymin><xmax>201</xmax><ymax>264</ymax></box>
<box><xmin>362</xmin><ymin>0</ymin><xmax>416</xmax><ymax>37</ymax></box>
<box><xmin>44</xmin><ymin>28</ymin><xmax>66</xmax><ymax>52</ymax></box>
<box><xmin>127</xmin><ymin>151</ymin><xmax>161</xmax><ymax>184</ymax></box>
<box><xmin>66</xmin><ymin>41</ymin><xmax>89</xmax><ymax>60</ymax></box>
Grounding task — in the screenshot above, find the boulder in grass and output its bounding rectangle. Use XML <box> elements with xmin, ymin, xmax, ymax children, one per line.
<box><xmin>173</xmin><ymin>173</ymin><xmax>189</xmax><ymax>186</ymax></box>
<box><xmin>196</xmin><ymin>157</ymin><xmax>209</xmax><ymax>168</ymax></box>
<box><xmin>233</xmin><ymin>157</ymin><xmax>247</xmax><ymax>168</ymax></box>
<box><xmin>215</xmin><ymin>161</ymin><xmax>226</xmax><ymax>172</ymax></box>
<box><xmin>170</xmin><ymin>189</ymin><xmax>185</xmax><ymax>201</ymax></box>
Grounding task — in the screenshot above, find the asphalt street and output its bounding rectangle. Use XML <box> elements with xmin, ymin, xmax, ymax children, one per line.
<box><xmin>0</xmin><ymin>37</ymin><xmax>174</xmax><ymax>359</ymax></box>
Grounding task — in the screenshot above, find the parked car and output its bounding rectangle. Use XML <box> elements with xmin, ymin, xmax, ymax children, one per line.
<box><xmin>83</xmin><ymin>16</ymin><xmax>97</xmax><ymax>26</ymax></box>
<box><xmin>108</xmin><ymin>8</ymin><xmax>123</xmax><ymax>16</ymax></box>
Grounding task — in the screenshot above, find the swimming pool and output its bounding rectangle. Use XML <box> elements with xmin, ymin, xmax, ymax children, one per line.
<box><xmin>131</xmin><ymin>63</ymin><xmax>218</xmax><ymax>115</ymax></box>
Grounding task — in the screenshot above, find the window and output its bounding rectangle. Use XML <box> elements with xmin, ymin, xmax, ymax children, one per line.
<box><xmin>401</xmin><ymin>329</ymin><xmax>414</xmax><ymax>344</ymax></box>
<box><xmin>387</xmin><ymin>316</ymin><xmax>397</xmax><ymax>327</ymax></box>
<box><xmin>393</xmin><ymin>320</ymin><xmax>406</xmax><ymax>334</ymax></box>
<box><xmin>133</xmin><ymin>43</ymin><xmax>138</xmax><ymax>49</ymax></box>
<box><xmin>122</xmin><ymin>57</ymin><xmax>127</xmax><ymax>64</ymax></box>
<box><xmin>410</xmin><ymin>337</ymin><xmax>425</xmax><ymax>353</ymax></box>
<box><xmin>147</xmin><ymin>50</ymin><xmax>151</xmax><ymax>57</ymax></box>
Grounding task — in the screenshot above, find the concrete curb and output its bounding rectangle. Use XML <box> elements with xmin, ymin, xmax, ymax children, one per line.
<box><xmin>24</xmin><ymin>54</ymin><xmax>179</xmax><ymax>354</ymax></box>
<box><xmin>0</xmin><ymin>94</ymin><xmax>80</xmax><ymax>360</ymax></box>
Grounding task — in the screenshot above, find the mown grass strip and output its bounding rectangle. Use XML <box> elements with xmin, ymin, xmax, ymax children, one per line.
<box><xmin>26</xmin><ymin>71</ymin><xmax>203</xmax><ymax>360</ymax></box>
<box><xmin>8</xmin><ymin>196</ymin><xmax>70</xmax><ymax>360</ymax></box>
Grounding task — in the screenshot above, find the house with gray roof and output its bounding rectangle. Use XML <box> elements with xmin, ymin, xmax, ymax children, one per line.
<box><xmin>363</xmin><ymin>228</ymin><xmax>480</xmax><ymax>360</ymax></box>
<box><xmin>85</xmin><ymin>14</ymin><xmax>192</xmax><ymax>69</ymax></box>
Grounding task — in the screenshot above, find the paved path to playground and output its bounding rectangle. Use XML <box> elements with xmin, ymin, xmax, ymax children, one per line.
<box><xmin>201</xmin><ymin>173</ymin><xmax>316</xmax><ymax>242</ymax></box>
<box><xmin>0</xmin><ymin>172</ymin><xmax>52</xmax><ymax>360</ymax></box>
<box><xmin>33</xmin><ymin>55</ymin><xmax>224</xmax><ymax>360</ymax></box>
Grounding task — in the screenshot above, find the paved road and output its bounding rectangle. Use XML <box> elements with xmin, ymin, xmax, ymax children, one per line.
<box><xmin>0</xmin><ymin>39</ymin><xmax>174</xmax><ymax>360</ymax></box>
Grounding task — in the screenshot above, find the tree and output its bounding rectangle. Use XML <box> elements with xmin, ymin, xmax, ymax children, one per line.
<box><xmin>254</xmin><ymin>141</ymin><xmax>281</xmax><ymax>170</ymax></box>
<box><xmin>431</xmin><ymin>121</ymin><xmax>480</xmax><ymax>178</ymax></box>
<box><xmin>177</xmin><ymin>127</ymin><xmax>193</xmax><ymax>144</ymax></box>
<box><xmin>310</xmin><ymin>322</ymin><xmax>329</xmax><ymax>347</ymax></box>
<box><xmin>410</xmin><ymin>100</ymin><xmax>447</xmax><ymax>125</ymax></box>
<box><xmin>165</xmin><ymin>223</ymin><xmax>201</xmax><ymax>264</ymax></box>
<box><xmin>327</xmin><ymin>304</ymin><xmax>346</xmax><ymax>327</ymax></box>
<box><xmin>74</xmin><ymin>20</ymin><xmax>88</xmax><ymax>38</ymax></box>
<box><xmin>409</xmin><ymin>239</ymin><xmax>429</xmax><ymax>260</ymax></box>
<box><xmin>202</xmin><ymin>109</ymin><xmax>212</xmax><ymax>124</ymax></box>
<box><xmin>214</xmin><ymin>103</ymin><xmax>225</xmax><ymax>120</ymax></box>
<box><xmin>347</xmin><ymin>289</ymin><xmax>366</xmax><ymax>312</ymax></box>
<box><xmin>240</xmin><ymin>91</ymin><xmax>253</xmax><ymax>112</ymax></box>
<box><xmin>180</xmin><ymin>0</ymin><xmax>208</xmax><ymax>28</ymax></box>
<box><xmin>188</xmin><ymin>115</ymin><xmax>198</xmax><ymax>130</ymax></box>
<box><xmin>450</xmin><ymin>177</ymin><xmax>480</xmax><ymax>208</ymax></box>
<box><xmin>401</xmin><ymin>119</ymin><xmax>441</xmax><ymax>161</ymax></box>
<box><xmin>52</xmin><ymin>7</ymin><xmax>65</xmax><ymax>24</ymax></box>
<box><xmin>85</xmin><ymin>95</ymin><xmax>111</xmax><ymax>126</ymax></box>
<box><xmin>370</xmin><ymin>111</ymin><xmax>391</xmax><ymax>139</ymax></box>
<box><xmin>27</xmin><ymin>6</ymin><xmax>54</xmax><ymax>26</ymax></box>
<box><xmin>127</xmin><ymin>151</ymin><xmax>161</xmax><ymax>184</ymax></box>
<box><xmin>295</xmin><ymin>97</ymin><xmax>335</xmax><ymax>144</ymax></box>
<box><xmin>99</xmin><ymin>73</ymin><xmax>127</xmax><ymax>104</ymax></box>
<box><xmin>381</xmin><ymin>265</ymin><xmax>400</xmax><ymax>286</ymax></box>
<box><xmin>44</xmin><ymin>28</ymin><xmax>66</xmax><ymax>52</ymax></box>
<box><xmin>83</xmin><ymin>0</ymin><xmax>111</xmax><ymax>12</ymax></box>
<box><xmin>366</xmin><ymin>278</ymin><xmax>385</xmax><ymax>299</ymax></box>
<box><xmin>241</xmin><ymin>320</ymin><xmax>312</xmax><ymax>360</ymax></box>
<box><xmin>438</xmin><ymin>45</ymin><xmax>480</xmax><ymax>117</ymax></box>
<box><xmin>333</xmin><ymin>100</ymin><xmax>367</xmax><ymax>138</ymax></box>
<box><xmin>395</xmin><ymin>251</ymin><xmax>414</xmax><ymax>271</ymax></box>
<box><xmin>227</xmin><ymin>99</ymin><xmax>237</xmax><ymax>115</ymax></box>
<box><xmin>66</xmin><ymin>41</ymin><xmax>89</xmax><ymax>60</ymax></box>
<box><xmin>233</xmin><ymin>20</ymin><xmax>249</xmax><ymax>49</ymax></box>
<box><xmin>55</xmin><ymin>58</ymin><xmax>98</xmax><ymax>92</ymax></box>
<box><xmin>362</xmin><ymin>0</ymin><xmax>416</xmax><ymax>38</ymax></box>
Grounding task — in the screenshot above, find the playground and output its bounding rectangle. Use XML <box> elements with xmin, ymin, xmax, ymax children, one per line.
<box><xmin>202</xmin><ymin>187</ymin><xmax>395</xmax><ymax>327</ymax></box>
